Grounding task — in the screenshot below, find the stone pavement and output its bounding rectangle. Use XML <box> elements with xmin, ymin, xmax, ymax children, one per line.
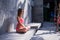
<box><xmin>0</xmin><ymin>23</ymin><xmax>41</xmax><ymax>40</ymax></box>
<box><xmin>0</xmin><ymin>29</ymin><xmax>36</xmax><ymax>40</ymax></box>
<box><xmin>31</xmin><ymin>22</ymin><xmax>60</xmax><ymax>40</ymax></box>
<box><xmin>0</xmin><ymin>22</ymin><xmax>60</xmax><ymax>40</ymax></box>
<box><xmin>31</xmin><ymin>30</ymin><xmax>60</xmax><ymax>40</ymax></box>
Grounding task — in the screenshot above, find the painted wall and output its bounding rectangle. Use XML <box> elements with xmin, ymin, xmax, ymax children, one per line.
<box><xmin>32</xmin><ymin>0</ymin><xmax>43</xmax><ymax>23</ymax></box>
<box><xmin>0</xmin><ymin>0</ymin><xmax>32</xmax><ymax>34</ymax></box>
<box><xmin>17</xmin><ymin>0</ymin><xmax>32</xmax><ymax>25</ymax></box>
<box><xmin>23</xmin><ymin>0</ymin><xmax>32</xmax><ymax>25</ymax></box>
<box><xmin>0</xmin><ymin>0</ymin><xmax>17</xmax><ymax>34</ymax></box>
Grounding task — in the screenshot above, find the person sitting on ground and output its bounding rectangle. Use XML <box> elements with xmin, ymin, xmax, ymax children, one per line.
<box><xmin>16</xmin><ymin>9</ymin><xmax>30</xmax><ymax>33</ymax></box>
<box><xmin>57</xmin><ymin>14</ymin><xmax>60</xmax><ymax>31</ymax></box>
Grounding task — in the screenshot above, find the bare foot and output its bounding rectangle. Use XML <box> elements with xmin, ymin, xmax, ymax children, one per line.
<box><xmin>25</xmin><ymin>26</ymin><xmax>30</xmax><ymax>30</ymax></box>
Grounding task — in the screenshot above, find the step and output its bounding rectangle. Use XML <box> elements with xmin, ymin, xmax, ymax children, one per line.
<box><xmin>27</xmin><ymin>23</ymin><xmax>41</xmax><ymax>29</ymax></box>
<box><xmin>31</xmin><ymin>30</ymin><xmax>60</xmax><ymax>40</ymax></box>
<box><xmin>0</xmin><ymin>23</ymin><xmax>41</xmax><ymax>40</ymax></box>
<box><xmin>0</xmin><ymin>29</ymin><xmax>36</xmax><ymax>40</ymax></box>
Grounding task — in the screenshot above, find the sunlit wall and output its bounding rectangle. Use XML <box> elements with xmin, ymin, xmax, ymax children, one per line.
<box><xmin>0</xmin><ymin>0</ymin><xmax>32</xmax><ymax>34</ymax></box>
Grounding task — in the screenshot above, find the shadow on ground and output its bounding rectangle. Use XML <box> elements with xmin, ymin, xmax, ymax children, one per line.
<box><xmin>30</xmin><ymin>35</ymin><xmax>44</xmax><ymax>40</ymax></box>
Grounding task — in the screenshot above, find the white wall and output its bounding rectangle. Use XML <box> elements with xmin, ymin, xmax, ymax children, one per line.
<box><xmin>0</xmin><ymin>0</ymin><xmax>17</xmax><ymax>34</ymax></box>
<box><xmin>17</xmin><ymin>0</ymin><xmax>32</xmax><ymax>25</ymax></box>
<box><xmin>0</xmin><ymin>0</ymin><xmax>32</xmax><ymax>34</ymax></box>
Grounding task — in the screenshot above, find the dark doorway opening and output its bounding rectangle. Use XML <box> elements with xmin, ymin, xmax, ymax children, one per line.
<box><xmin>43</xmin><ymin>0</ymin><xmax>55</xmax><ymax>22</ymax></box>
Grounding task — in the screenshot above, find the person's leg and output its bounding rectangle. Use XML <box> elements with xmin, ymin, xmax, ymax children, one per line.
<box><xmin>25</xmin><ymin>26</ymin><xmax>30</xmax><ymax>31</ymax></box>
<box><xmin>16</xmin><ymin>28</ymin><xmax>26</xmax><ymax>33</ymax></box>
<box><xmin>16</xmin><ymin>26</ymin><xmax>30</xmax><ymax>33</ymax></box>
<box><xmin>16</xmin><ymin>27</ymin><xmax>30</xmax><ymax>33</ymax></box>
<box><xmin>56</xmin><ymin>23</ymin><xmax>59</xmax><ymax>32</ymax></box>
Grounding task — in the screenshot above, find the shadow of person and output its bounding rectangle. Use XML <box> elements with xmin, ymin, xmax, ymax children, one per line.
<box><xmin>0</xmin><ymin>17</ymin><xmax>13</xmax><ymax>35</ymax></box>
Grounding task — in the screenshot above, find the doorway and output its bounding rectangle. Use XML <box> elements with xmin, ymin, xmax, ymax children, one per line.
<box><xmin>43</xmin><ymin>0</ymin><xmax>55</xmax><ymax>22</ymax></box>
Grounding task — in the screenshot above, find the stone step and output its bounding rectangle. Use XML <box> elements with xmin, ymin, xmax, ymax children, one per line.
<box><xmin>31</xmin><ymin>30</ymin><xmax>60</xmax><ymax>40</ymax></box>
<box><xmin>27</xmin><ymin>23</ymin><xmax>41</xmax><ymax>29</ymax></box>
<box><xmin>0</xmin><ymin>23</ymin><xmax>41</xmax><ymax>40</ymax></box>
<box><xmin>0</xmin><ymin>29</ymin><xmax>36</xmax><ymax>40</ymax></box>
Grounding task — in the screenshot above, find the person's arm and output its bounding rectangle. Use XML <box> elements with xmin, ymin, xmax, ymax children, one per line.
<box><xmin>17</xmin><ymin>17</ymin><xmax>20</xmax><ymax>23</ymax></box>
<box><xmin>17</xmin><ymin>17</ymin><xmax>25</xmax><ymax>27</ymax></box>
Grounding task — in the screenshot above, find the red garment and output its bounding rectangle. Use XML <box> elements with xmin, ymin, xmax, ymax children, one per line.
<box><xmin>54</xmin><ymin>17</ymin><xmax>57</xmax><ymax>22</ymax></box>
<box><xmin>19</xmin><ymin>18</ymin><xmax>24</xmax><ymax>23</ymax></box>
<box><xmin>16</xmin><ymin>18</ymin><xmax>24</xmax><ymax>31</ymax></box>
<box><xmin>57</xmin><ymin>17</ymin><xmax>60</xmax><ymax>24</ymax></box>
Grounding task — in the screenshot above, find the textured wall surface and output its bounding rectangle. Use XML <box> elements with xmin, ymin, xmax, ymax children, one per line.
<box><xmin>32</xmin><ymin>0</ymin><xmax>43</xmax><ymax>23</ymax></box>
<box><xmin>0</xmin><ymin>0</ymin><xmax>17</xmax><ymax>34</ymax></box>
<box><xmin>23</xmin><ymin>0</ymin><xmax>32</xmax><ymax>25</ymax></box>
<box><xmin>0</xmin><ymin>0</ymin><xmax>32</xmax><ymax>34</ymax></box>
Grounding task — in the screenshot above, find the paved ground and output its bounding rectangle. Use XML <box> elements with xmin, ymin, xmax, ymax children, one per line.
<box><xmin>31</xmin><ymin>22</ymin><xmax>60</xmax><ymax>40</ymax></box>
<box><xmin>0</xmin><ymin>22</ymin><xmax>60</xmax><ymax>40</ymax></box>
<box><xmin>0</xmin><ymin>29</ymin><xmax>36</xmax><ymax>40</ymax></box>
<box><xmin>0</xmin><ymin>23</ymin><xmax>41</xmax><ymax>40</ymax></box>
